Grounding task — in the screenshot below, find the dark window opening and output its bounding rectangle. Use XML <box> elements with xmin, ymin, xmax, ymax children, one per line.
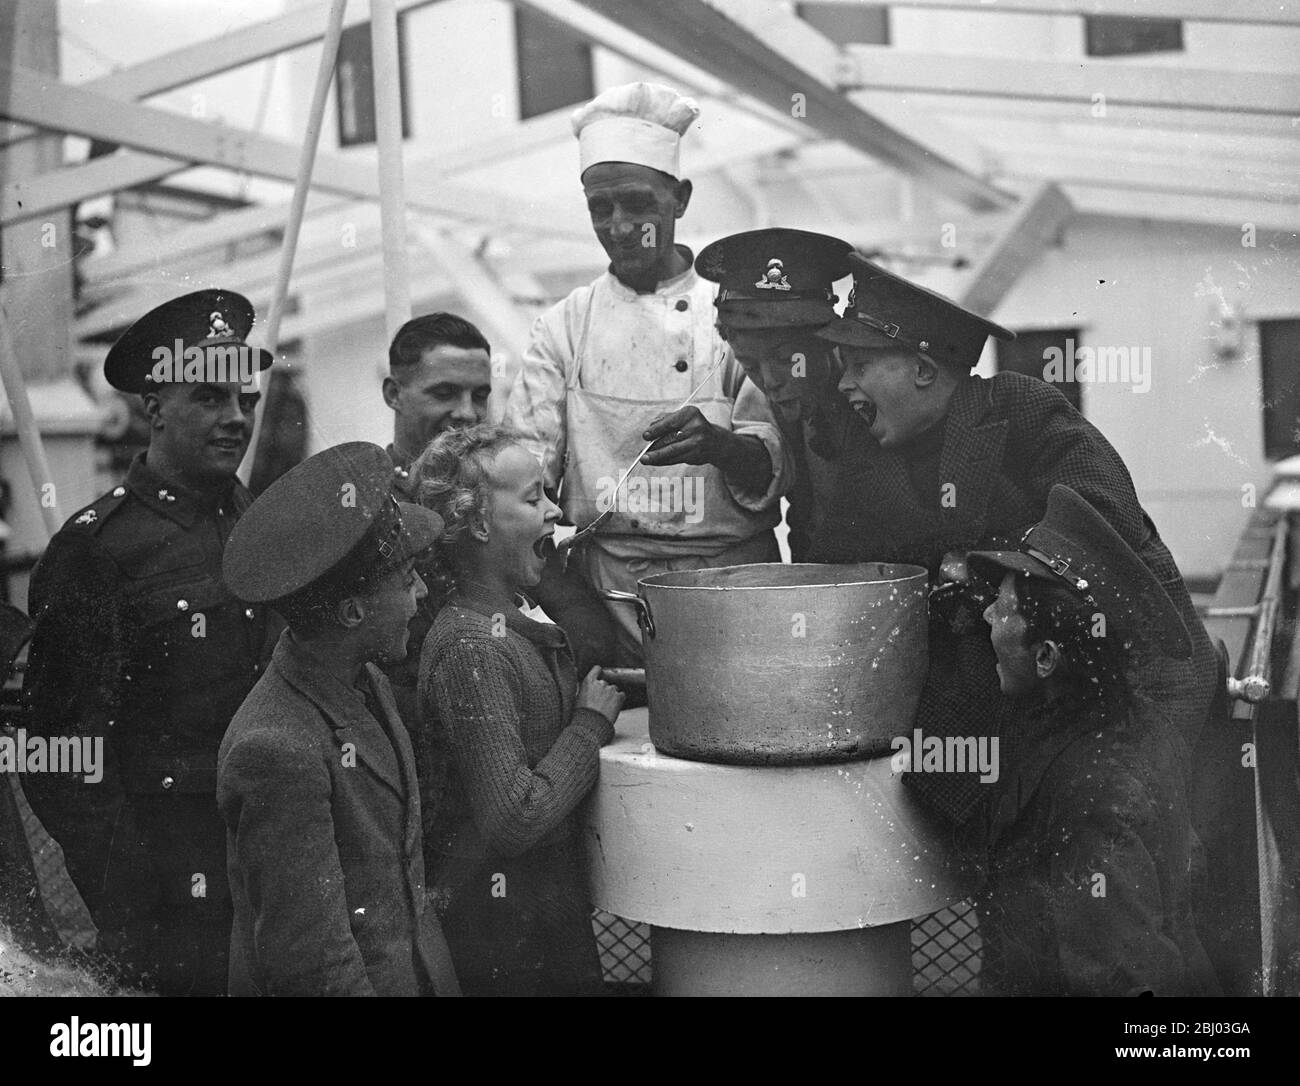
<box><xmin>1260</xmin><ymin>318</ymin><xmax>1300</xmax><ymax>461</ymax></box>
<box><xmin>796</xmin><ymin>2</ymin><xmax>890</xmax><ymax>45</ymax></box>
<box><xmin>997</xmin><ymin>328</ymin><xmax>1083</xmax><ymax>415</ymax></box>
<box><xmin>515</xmin><ymin>6</ymin><xmax>594</xmax><ymax>121</ymax></box>
<box><xmin>335</xmin><ymin>18</ymin><xmax>411</xmax><ymax>147</ymax></box>
<box><xmin>1085</xmin><ymin>15</ymin><xmax>1183</xmax><ymax>57</ymax></box>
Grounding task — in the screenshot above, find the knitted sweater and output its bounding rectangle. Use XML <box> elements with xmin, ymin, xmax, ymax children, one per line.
<box><xmin>417</xmin><ymin>584</ymin><xmax>613</xmax><ymax>868</ymax></box>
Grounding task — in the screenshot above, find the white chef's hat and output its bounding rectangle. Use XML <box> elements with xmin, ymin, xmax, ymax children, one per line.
<box><xmin>571</xmin><ymin>82</ymin><xmax>700</xmax><ymax>179</ymax></box>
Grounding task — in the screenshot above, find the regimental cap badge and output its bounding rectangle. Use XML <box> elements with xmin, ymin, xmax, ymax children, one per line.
<box><xmin>208</xmin><ymin>311</ymin><xmax>233</xmax><ymax>340</ymax></box>
<box><xmin>755</xmin><ymin>257</ymin><xmax>792</xmax><ymax>292</ymax></box>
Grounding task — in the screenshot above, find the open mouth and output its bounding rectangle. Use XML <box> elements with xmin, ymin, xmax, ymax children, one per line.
<box><xmin>533</xmin><ymin>533</ymin><xmax>556</xmax><ymax>560</ymax></box>
<box><xmin>850</xmin><ymin>399</ymin><xmax>878</xmax><ymax>427</ymax></box>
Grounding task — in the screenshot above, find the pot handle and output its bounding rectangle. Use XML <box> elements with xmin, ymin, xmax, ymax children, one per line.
<box><xmin>599</xmin><ymin>589</ymin><xmax>656</xmax><ymax>639</ymax></box>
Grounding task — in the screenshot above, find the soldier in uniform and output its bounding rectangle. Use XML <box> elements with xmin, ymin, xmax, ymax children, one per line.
<box><xmin>967</xmin><ymin>485</ymin><xmax>1218</xmax><ymax>996</ymax></box>
<box><xmin>811</xmin><ymin>255</ymin><xmax>1216</xmax><ymax>830</ymax></box>
<box><xmin>218</xmin><ymin>443</ymin><xmax>459</xmax><ymax>996</ymax></box>
<box><xmin>695</xmin><ymin>229</ymin><xmax>855</xmax><ymax>561</ymax></box>
<box><xmin>22</xmin><ymin>289</ymin><xmax>275</xmax><ymax>994</ymax></box>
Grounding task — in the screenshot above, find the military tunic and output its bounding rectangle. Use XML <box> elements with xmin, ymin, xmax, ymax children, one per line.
<box><xmin>23</xmin><ymin>454</ymin><xmax>273</xmax><ymax>994</ymax></box>
<box><xmin>976</xmin><ymin>695</ymin><xmax>1219</xmax><ymax>996</ymax></box>
<box><xmin>812</xmin><ymin>371</ymin><xmax>1216</xmax><ymax>826</ymax></box>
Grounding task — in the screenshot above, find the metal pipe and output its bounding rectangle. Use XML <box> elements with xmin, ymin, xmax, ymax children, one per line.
<box><xmin>0</xmin><ymin>299</ymin><xmax>62</xmax><ymax>537</ymax></box>
<box><xmin>239</xmin><ymin>0</ymin><xmax>350</xmax><ymax>484</ymax></box>
<box><xmin>371</xmin><ymin>0</ymin><xmax>412</xmax><ymax>345</ymax></box>
<box><xmin>1227</xmin><ymin>517</ymin><xmax>1288</xmax><ymax>705</ymax></box>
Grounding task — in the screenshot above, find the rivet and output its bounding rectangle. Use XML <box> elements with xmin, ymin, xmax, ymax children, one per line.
<box><xmin>161</xmin><ymin>776</ymin><xmax>175</xmax><ymax>790</ymax></box>
<box><xmin>177</xmin><ymin>599</ymin><xmax>189</xmax><ymax>611</ymax></box>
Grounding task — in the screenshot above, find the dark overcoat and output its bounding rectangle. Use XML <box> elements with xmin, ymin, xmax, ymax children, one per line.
<box><xmin>23</xmin><ymin>454</ymin><xmax>272</xmax><ymax>993</ymax></box>
<box><xmin>217</xmin><ymin>631</ymin><xmax>459</xmax><ymax>996</ymax></box>
<box><xmin>811</xmin><ymin>371</ymin><xmax>1216</xmax><ymax>823</ymax></box>
<box><xmin>976</xmin><ymin>695</ymin><xmax>1219</xmax><ymax>996</ymax></box>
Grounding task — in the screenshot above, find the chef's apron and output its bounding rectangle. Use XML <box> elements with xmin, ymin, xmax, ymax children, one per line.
<box><xmin>561</xmin><ymin>320</ymin><xmax>779</xmax><ymax>665</ymax></box>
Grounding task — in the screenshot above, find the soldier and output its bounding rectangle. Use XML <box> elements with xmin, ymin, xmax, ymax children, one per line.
<box><xmin>695</xmin><ymin>228</ymin><xmax>855</xmax><ymax>561</ymax></box>
<box><xmin>967</xmin><ymin>485</ymin><xmax>1218</xmax><ymax>996</ymax></box>
<box><xmin>218</xmin><ymin>442</ymin><xmax>459</xmax><ymax>996</ymax></box>
<box><xmin>503</xmin><ymin>82</ymin><xmax>792</xmax><ymax>665</ymax></box>
<box><xmin>22</xmin><ymin>289</ymin><xmax>275</xmax><ymax>994</ymax></box>
<box><xmin>812</xmin><ymin>255</ymin><xmax>1216</xmax><ymax>829</ymax></box>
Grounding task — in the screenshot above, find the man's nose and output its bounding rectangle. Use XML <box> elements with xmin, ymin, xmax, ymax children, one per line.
<box><xmin>219</xmin><ymin>392</ymin><xmax>248</xmax><ymax>428</ymax></box>
<box><xmin>609</xmin><ymin>207</ymin><xmax>636</xmax><ymax>239</ymax></box>
<box><xmin>451</xmin><ymin>392</ymin><xmax>478</xmax><ymax>420</ymax></box>
<box><xmin>837</xmin><ymin>369</ymin><xmax>856</xmax><ymax>394</ymax></box>
<box><xmin>982</xmin><ymin>602</ymin><xmax>996</xmax><ymax>627</ymax></box>
<box><xmin>413</xmin><ymin>570</ymin><xmax>428</xmax><ymax>601</ymax></box>
<box><xmin>544</xmin><ymin>494</ymin><xmax>562</xmax><ymax>522</ymax></box>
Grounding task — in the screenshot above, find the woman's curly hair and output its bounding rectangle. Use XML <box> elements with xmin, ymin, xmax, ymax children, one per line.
<box><xmin>409</xmin><ymin>423</ymin><xmax>530</xmax><ymax>581</ymax></box>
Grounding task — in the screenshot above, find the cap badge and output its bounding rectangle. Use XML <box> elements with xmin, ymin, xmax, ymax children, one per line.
<box><xmin>208</xmin><ymin>311</ymin><xmax>233</xmax><ymax>340</ymax></box>
<box><xmin>74</xmin><ymin>509</ymin><xmax>98</xmax><ymax>526</ymax></box>
<box><xmin>755</xmin><ymin>258</ymin><xmax>791</xmax><ymax>292</ymax></box>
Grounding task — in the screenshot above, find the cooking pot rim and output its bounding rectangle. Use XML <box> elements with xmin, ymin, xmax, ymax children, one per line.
<box><xmin>635</xmin><ymin>561</ymin><xmax>930</xmax><ymax>592</ymax></box>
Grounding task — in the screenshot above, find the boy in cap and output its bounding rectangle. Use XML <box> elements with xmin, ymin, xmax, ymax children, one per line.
<box><xmin>502</xmin><ymin>82</ymin><xmax>792</xmax><ymax>665</ymax></box>
<box><xmin>217</xmin><ymin>442</ymin><xmax>459</xmax><ymax>996</ymax></box>
<box><xmin>811</xmin><ymin>255</ymin><xmax>1216</xmax><ymax>827</ymax></box>
<box><xmin>22</xmin><ymin>289</ymin><xmax>275</xmax><ymax>995</ymax></box>
<box><xmin>966</xmin><ymin>485</ymin><xmax>1218</xmax><ymax>996</ymax></box>
<box><xmin>696</xmin><ymin>228</ymin><xmax>855</xmax><ymax>560</ymax></box>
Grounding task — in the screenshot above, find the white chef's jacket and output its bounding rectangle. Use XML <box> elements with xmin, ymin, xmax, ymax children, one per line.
<box><xmin>503</xmin><ymin>257</ymin><xmax>792</xmax><ymax>559</ymax></box>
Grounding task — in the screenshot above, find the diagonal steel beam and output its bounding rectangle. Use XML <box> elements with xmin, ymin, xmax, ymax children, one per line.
<box><xmin>1</xmin><ymin>0</ymin><xmax>440</xmax><ymax>147</ymax></box>
<box><xmin>0</xmin><ymin>63</ymin><xmax>588</xmax><ymax>239</ymax></box>
<box><xmin>562</xmin><ymin>0</ymin><xmax>1014</xmax><ymax>211</ymax></box>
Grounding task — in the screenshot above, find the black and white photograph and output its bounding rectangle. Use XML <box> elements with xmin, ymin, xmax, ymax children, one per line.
<box><xmin>0</xmin><ymin>0</ymin><xmax>1295</xmax><ymax>1062</ymax></box>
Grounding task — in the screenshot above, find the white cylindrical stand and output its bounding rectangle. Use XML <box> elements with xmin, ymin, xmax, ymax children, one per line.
<box><xmin>584</xmin><ymin>708</ymin><xmax>973</xmax><ymax>996</ymax></box>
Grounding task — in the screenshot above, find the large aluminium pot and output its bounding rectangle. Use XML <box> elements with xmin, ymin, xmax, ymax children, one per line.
<box><xmin>603</xmin><ymin>562</ymin><xmax>929</xmax><ymax>765</ymax></box>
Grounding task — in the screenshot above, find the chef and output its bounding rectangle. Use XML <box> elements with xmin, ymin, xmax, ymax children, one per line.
<box><xmin>502</xmin><ymin>82</ymin><xmax>792</xmax><ymax>665</ymax></box>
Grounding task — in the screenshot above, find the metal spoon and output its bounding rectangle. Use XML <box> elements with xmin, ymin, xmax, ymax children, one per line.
<box><xmin>557</xmin><ymin>357</ymin><xmax>726</xmax><ymax>552</ymax></box>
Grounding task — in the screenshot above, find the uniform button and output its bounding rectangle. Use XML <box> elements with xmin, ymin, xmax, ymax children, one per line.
<box><xmin>161</xmin><ymin>776</ymin><xmax>175</xmax><ymax>790</ymax></box>
<box><xmin>674</xmin><ymin>359</ymin><xmax>688</xmax><ymax>372</ymax></box>
<box><xmin>245</xmin><ymin>608</ymin><xmax>255</xmax><ymax>619</ymax></box>
<box><xmin>675</xmin><ymin>299</ymin><xmax>688</xmax><ymax>311</ymax></box>
<box><xmin>112</xmin><ymin>486</ymin><xmax>126</xmax><ymax>497</ymax></box>
<box><xmin>177</xmin><ymin>599</ymin><xmax>189</xmax><ymax>611</ymax></box>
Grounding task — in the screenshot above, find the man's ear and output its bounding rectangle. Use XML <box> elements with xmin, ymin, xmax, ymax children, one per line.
<box><xmin>141</xmin><ymin>389</ymin><xmax>164</xmax><ymax>429</ymax></box>
<box><xmin>334</xmin><ymin>594</ymin><xmax>366</xmax><ymax>631</ymax></box>
<box><xmin>913</xmin><ymin>353</ymin><xmax>940</xmax><ymax>389</ymax></box>
<box><xmin>381</xmin><ymin>374</ymin><xmax>402</xmax><ymax>413</ymax></box>
<box><xmin>673</xmin><ymin>178</ymin><xmax>693</xmax><ymax>218</ymax></box>
<box><xmin>1035</xmin><ymin>639</ymin><xmax>1062</xmax><ymax>680</ymax></box>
